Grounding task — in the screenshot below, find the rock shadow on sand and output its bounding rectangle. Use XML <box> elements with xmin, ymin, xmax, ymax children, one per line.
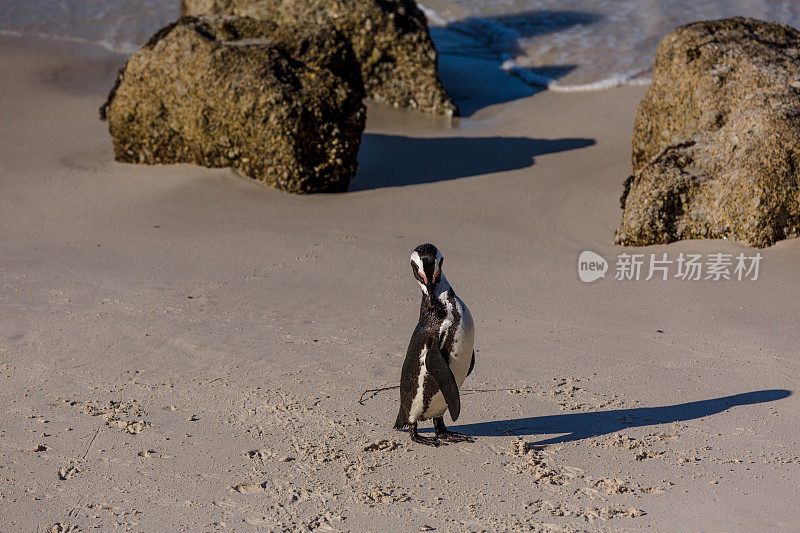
<box><xmin>437</xmin><ymin>390</ymin><xmax>791</xmax><ymax>444</ymax></box>
<box><xmin>351</xmin><ymin>134</ymin><xmax>595</xmax><ymax>190</ymax></box>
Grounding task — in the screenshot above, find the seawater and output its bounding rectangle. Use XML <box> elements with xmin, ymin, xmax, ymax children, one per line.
<box><xmin>2</xmin><ymin>0</ymin><xmax>800</xmax><ymax>90</ymax></box>
<box><xmin>0</xmin><ymin>0</ymin><xmax>178</xmax><ymax>53</ymax></box>
<box><xmin>421</xmin><ymin>0</ymin><xmax>800</xmax><ymax>90</ymax></box>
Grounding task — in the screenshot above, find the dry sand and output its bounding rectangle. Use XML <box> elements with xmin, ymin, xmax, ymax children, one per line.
<box><xmin>1</xmin><ymin>35</ymin><xmax>799</xmax><ymax>532</ymax></box>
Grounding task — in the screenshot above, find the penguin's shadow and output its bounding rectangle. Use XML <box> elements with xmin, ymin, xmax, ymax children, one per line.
<box><xmin>350</xmin><ymin>134</ymin><xmax>595</xmax><ymax>191</ymax></box>
<box><xmin>423</xmin><ymin>390</ymin><xmax>791</xmax><ymax>445</ymax></box>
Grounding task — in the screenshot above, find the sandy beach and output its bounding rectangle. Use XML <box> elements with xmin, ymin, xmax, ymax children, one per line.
<box><xmin>1</xmin><ymin>32</ymin><xmax>800</xmax><ymax>531</ymax></box>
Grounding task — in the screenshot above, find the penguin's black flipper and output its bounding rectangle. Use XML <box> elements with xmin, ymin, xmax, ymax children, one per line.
<box><xmin>467</xmin><ymin>350</ymin><xmax>475</xmax><ymax>377</ymax></box>
<box><xmin>425</xmin><ymin>344</ymin><xmax>461</xmax><ymax>422</ymax></box>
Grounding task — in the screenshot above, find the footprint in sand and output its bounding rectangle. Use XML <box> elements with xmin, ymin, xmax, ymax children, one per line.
<box><xmin>46</xmin><ymin>525</ymin><xmax>78</xmax><ymax>533</ymax></box>
<box><xmin>530</xmin><ymin>500</ymin><xmax>645</xmax><ymax>521</ymax></box>
<box><xmin>360</xmin><ymin>486</ymin><xmax>410</xmax><ymax>504</ymax></box>
<box><xmin>245</xmin><ymin>448</ymin><xmax>272</xmax><ymax>460</ymax></box>
<box><xmin>58</xmin><ymin>464</ymin><xmax>81</xmax><ymax>480</ymax></box>
<box><xmin>137</xmin><ymin>450</ymin><xmax>171</xmax><ymax>459</ymax></box>
<box><xmin>80</xmin><ymin>400</ymin><xmax>148</xmax><ymax>434</ymax></box>
<box><xmin>635</xmin><ymin>450</ymin><xmax>663</xmax><ymax>460</ymax></box>
<box><xmin>362</xmin><ymin>439</ymin><xmax>399</xmax><ymax>452</ymax></box>
<box><xmin>231</xmin><ymin>482</ymin><xmax>266</xmax><ymax>494</ymax></box>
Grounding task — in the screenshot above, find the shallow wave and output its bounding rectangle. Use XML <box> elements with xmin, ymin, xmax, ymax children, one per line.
<box><xmin>420</xmin><ymin>0</ymin><xmax>800</xmax><ymax>91</ymax></box>
<box><xmin>501</xmin><ymin>60</ymin><xmax>652</xmax><ymax>92</ymax></box>
<box><xmin>3</xmin><ymin>0</ymin><xmax>800</xmax><ymax>92</ymax></box>
<box><xmin>0</xmin><ymin>0</ymin><xmax>176</xmax><ymax>54</ymax></box>
<box><xmin>420</xmin><ymin>2</ymin><xmax>654</xmax><ymax>90</ymax></box>
<box><xmin>0</xmin><ymin>28</ymin><xmax>141</xmax><ymax>54</ymax></box>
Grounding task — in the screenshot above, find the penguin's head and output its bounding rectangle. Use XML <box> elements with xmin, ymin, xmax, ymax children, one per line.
<box><xmin>410</xmin><ymin>243</ymin><xmax>443</xmax><ymax>306</ymax></box>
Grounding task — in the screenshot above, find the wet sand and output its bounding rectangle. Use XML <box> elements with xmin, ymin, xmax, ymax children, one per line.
<box><xmin>1</xmin><ymin>34</ymin><xmax>799</xmax><ymax>531</ymax></box>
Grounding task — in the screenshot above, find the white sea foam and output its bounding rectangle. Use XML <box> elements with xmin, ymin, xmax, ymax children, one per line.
<box><xmin>501</xmin><ymin>59</ymin><xmax>652</xmax><ymax>92</ymax></box>
<box><xmin>417</xmin><ymin>4</ymin><xmax>448</xmax><ymax>28</ymax></box>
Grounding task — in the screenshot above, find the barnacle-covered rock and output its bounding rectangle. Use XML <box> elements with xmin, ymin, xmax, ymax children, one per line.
<box><xmin>100</xmin><ymin>16</ymin><xmax>365</xmax><ymax>193</ymax></box>
<box><xmin>617</xmin><ymin>18</ymin><xmax>800</xmax><ymax>247</ymax></box>
<box><xmin>181</xmin><ymin>0</ymin><xmax>458</xmax><ymax>116</ymax></box>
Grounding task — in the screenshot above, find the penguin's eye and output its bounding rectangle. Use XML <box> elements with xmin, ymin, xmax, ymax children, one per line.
<box><xmin>433</xmin><ymin>269</ymin><xmax>440</xmax><ymax>282</ymax></box>
<box><xmin>418</xmin><ymin>269</ymin><xmax>427</xmax><ymax>283</ymax></box>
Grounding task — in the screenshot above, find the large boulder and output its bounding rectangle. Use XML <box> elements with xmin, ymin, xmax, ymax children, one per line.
<box><xmin>100</xmin><ymin>16</ymin><xmax>366</xmax><ymax>193</ymax></box>
<box><xmin>180</xmin><ymin>0</ymin><xmax>458</xmax><ymax>116</ymax></box>
<box><xmin>617</xmin><ymin>17</ymin><xmax>800</xmax><ymax>247</ymax></box>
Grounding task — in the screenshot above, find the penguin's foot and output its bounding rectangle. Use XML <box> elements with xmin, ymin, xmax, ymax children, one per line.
<box><xmin>410</xmin><ymin>433</ymin><xmax>440</xmax><ymax>446</ymax></box>
<box><xmin>409</xmin><ymin>422</ymin><xmax>440</xmax><ymax>447</ymax></box>
<box><xmin>433</xmin><ymin>416</ymin><xmax>474</xmax><ymax>443</ymax></box>
<box><xmin>435</xmin><ymin>430</ymin><xmax>474</xmax><ymax>443</ymax></box>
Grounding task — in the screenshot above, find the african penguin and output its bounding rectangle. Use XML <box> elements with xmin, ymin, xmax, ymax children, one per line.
<box><xmin>394</xmin><ymin>243</ymin><xmax>475</xmax><ymax>445</ymax></box>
